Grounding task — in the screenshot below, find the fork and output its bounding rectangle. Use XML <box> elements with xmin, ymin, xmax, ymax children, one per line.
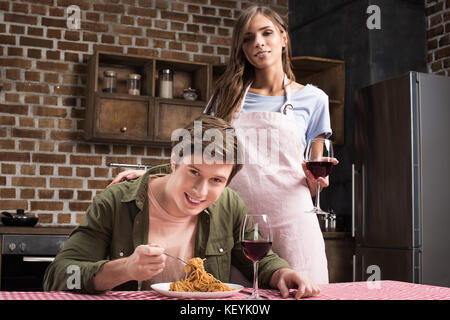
<box><xmin>162</xmin><ymin>253</ymin><xmax>197</xmax><ymax>276</ymax></box>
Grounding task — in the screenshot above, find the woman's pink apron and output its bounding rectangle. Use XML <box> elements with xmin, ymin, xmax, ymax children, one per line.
<box><xmin>228</xmin><ymin>77</ymin><xmax>329</xmax><ymax>284</ymax></box>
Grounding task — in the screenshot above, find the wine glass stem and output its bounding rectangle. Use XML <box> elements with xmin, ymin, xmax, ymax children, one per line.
<box><xmin>252</xmin><ymin>261</ymin><xmax>259</xmax><ymax>298</ymax></box>
<box><xmin>315</xmin><ymin>181</ymin><xmax>321</xmax><ymax>210</ymax></box>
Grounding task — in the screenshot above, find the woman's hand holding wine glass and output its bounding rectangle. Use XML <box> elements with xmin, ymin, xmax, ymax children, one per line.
<box><xmin>304</xmin><ymin>138</ymin><xmax>337</xmax><ymax>214</ymax></box>
<box><xmin>302</xmin><ymin>157</ymin><xmax>338</xmax><ymax>196</ymax></box>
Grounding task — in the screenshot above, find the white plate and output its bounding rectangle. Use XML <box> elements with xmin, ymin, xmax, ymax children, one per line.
<box><xmin>151</xmin><ymin>282</ymin><xmax>244</xmax><ymax>299</ymax></box>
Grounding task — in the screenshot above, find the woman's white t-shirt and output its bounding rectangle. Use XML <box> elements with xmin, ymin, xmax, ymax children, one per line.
<box><xmin>241</xmin><ymin>84</ymin><xmax>332</xmax><ymax>156</ymax></box>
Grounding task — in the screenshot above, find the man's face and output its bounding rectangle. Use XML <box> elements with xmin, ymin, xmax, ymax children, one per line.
<box><xmin>165</xmin><ymin>155</ymin><xmax>233</xmax><ymax>218</ymax></box>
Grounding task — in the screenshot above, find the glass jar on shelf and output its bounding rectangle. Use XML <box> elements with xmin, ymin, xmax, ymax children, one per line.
<box><xmin>158</xmin><ymin>68</ymin><xmax>173</xmax><ymax>98</ymax></box>
<box><xmin>127</xmin><ymin>74</ymin><xmax>141</xmax><ymax>96</ymax></box>
<box><xmin>102</xmin><ymin>70</ymin><xmax>117</xmax><ymax>93</ymax></box>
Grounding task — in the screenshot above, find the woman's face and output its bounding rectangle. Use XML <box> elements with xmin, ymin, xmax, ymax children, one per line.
<box><xmin>241</xmin><ymin>13</ymin><xmax>287</xmax><ymax>70</ymax></box>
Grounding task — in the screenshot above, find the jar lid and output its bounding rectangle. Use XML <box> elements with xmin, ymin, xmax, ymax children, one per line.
<box><xmin>128</xmin><ymin>74</ymin><xmax>141</xmax><ymax>79</ymax></box>
<box><xmin>104</xmin><ymin>70</ymin><xmax>116</xmax><ymax>77</ymax></box>
<box><xmin>160</xmin><ymin>68</ymin><xmax>172</xmax><ymax>74</ymax></box>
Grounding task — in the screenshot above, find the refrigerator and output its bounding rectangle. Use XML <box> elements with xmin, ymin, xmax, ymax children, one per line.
<box><xmin>353</xmin><ymin>71</ymin><xmax>450</xmax><ymax>287</ymax></box>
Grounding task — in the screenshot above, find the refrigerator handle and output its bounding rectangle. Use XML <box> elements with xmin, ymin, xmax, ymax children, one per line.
<box><xmin>361</xmin><ymin>164</ymin><xmax>365</xmax><ymax>239</ymax></box>
<box><xmin>352</xmin><ymin>164</ymin><xmax>355</xmax><ymax>237</ymax></box>
<box><xmin>352</xmin><ymin>163</ymin><xmax>365</xmax><ymax>239</ymax></box>
<box><xmin>352</xmin><ymin>254</ymin><xmax>356</xmax><ymax>282</ymax></box>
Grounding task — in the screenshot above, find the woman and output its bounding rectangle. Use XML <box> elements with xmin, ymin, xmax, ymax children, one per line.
<box><xmin>110</xmin><ymin>6</ymin><xmax>337</xmax><ymax>284</ymax></box>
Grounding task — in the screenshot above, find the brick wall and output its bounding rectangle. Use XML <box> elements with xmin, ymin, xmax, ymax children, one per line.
<box><xmin>426</xmin><ymin>0</ymin><xmax>450</xmax><ymax>75</ymax></box>
<box><xmin>0</xmin><ymin>0</ymin><xmax>288</xmax><ymax>226</ymax></box>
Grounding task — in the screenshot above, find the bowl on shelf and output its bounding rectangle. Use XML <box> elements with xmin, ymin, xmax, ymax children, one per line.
<box><xmin>182</xmin><ymin>87</ymin><xmax>198</xmax><ymax>101</ymax></box>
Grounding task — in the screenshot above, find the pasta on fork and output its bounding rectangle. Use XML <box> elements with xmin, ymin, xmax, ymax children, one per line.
<box><xmin>169</xmin><ymin>257</ymin><xmax>234</xmax><ymax>292</ymax></box>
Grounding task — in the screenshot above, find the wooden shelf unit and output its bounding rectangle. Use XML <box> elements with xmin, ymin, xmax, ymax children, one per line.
<box><xmin>85</xmin><ymin>51</ymin><xmax>210</xmax><ymax>146</ymax></box>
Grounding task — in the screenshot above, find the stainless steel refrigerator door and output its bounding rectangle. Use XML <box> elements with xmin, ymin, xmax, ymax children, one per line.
<box><xmin>354</xmin><ymin>73</ymin><xmax>418</xmax><ymax>248</ymax></box>
<box><xmin>354</xmin><ymin>247</ymin><xmax>421</xmax><ymax>283</ymax></box>
<box><xmin>416</xmin><ymin>72</ymin><xmax>450</xmax><ymax>287</ymax></box>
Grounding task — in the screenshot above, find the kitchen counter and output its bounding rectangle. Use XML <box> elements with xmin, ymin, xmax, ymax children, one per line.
<box><xmin>322</xmin><ymin>231</ymin><xmax>352</xmax><ymax>239</ymax></box>
<box><xmin>0</xmin><ymin>226</ymin><xmax>75</xmax><ymax>235</ymax></box>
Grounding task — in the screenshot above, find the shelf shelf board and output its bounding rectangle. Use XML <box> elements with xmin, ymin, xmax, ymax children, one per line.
<box><xmin>96</xmin><ymin>92</ymin><xmax>150</xmax><ymax>101</ymax></box>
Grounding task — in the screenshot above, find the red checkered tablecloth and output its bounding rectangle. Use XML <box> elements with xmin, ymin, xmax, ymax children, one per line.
<box><xmin>0</xmin><ymin>281</ymin><xmax>449</xmax><ymax>300</ymax></box>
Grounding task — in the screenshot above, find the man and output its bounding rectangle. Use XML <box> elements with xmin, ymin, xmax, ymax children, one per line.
<box><xmin>43</xmin><ymin>115</ymin><xmax>320</xmax><ymax>299</ymax></box>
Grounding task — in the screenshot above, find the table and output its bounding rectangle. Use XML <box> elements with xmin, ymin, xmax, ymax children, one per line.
<box><xmin>0</xmin><ymin>281</ymin><xmax>449</xmax><ymax>300</ymax></box>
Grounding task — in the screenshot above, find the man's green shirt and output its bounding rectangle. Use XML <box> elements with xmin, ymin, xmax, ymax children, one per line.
<box><xmin>43</xmin><ymin>164</ymin><xmax>290</xmax><ymax>293</ymax></box>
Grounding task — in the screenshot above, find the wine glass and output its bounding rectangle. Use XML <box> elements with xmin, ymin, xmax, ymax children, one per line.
<box><xmin>305</xmin><ymin>138</ymin><xmax>334</xmax><ymax>215</ymax></box>
<box><xmin>240</xmin><ymin>214</ymin><xmax>273</xmax><ymax>300</ymax></box>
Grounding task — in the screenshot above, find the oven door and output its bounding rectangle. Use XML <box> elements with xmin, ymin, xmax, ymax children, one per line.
<box><xmin>1</xmin><ymin>255</ymin><xmax>54</xmax><ymax>291</ymax></box>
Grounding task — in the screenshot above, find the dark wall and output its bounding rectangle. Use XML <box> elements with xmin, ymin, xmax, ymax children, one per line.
<box><xmin>288</xmin><ymin>0</ymin><xmax>427</xmax><ymax>225</ymax></box>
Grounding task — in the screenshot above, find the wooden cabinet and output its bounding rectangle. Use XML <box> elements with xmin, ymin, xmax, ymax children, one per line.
<box><xmin>93</xmin><ymin>93</ymin><xmax>152</xmax><ymax>141</ymax></box>
<box><xmin>324</xmin><ymin>232</ymin><xmax>355</xmax><ymax>283</ymax></box>
<box><xmin>153</xmin><ymin>98</ymin><xmax>204</xmax><ymax>142</ymax></box>
<box><xmin>84</xmin><ymin>51</ymin><xmax>210</xmax><ymax>146</ymax></box>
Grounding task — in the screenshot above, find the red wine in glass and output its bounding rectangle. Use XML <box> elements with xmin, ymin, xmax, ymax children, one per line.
<box><xmin>241</xmin><ymin>240</ymin><xmax>272</xmax><ymax>262</ymax></box>
<box><xmin>306</xmin><ymin>161</ymin><xmax>333</xmax><ymax>179</ymax></box>
<box><xmin>304</xmin><ymin>138</ymin><xmax>334</xmax><ymax>215</ymax></box>
<box><xmin>240</xmin><ymin>214</ymin><xmax>272</xmax><ymax>300</ymax></box>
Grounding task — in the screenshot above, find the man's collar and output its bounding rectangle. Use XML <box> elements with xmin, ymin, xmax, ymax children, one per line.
<box><xmin>120</xmin><ymin>169</ymin><xmax>152</xmax><ymax>207</ymax></box>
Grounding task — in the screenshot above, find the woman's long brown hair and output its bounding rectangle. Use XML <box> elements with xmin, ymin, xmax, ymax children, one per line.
<box><xmin>205</xmin><ymin>6</ymin><xmax>296</xmax><ymax>123</ymax></box>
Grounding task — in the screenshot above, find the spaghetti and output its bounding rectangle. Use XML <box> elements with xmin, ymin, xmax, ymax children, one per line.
<box><xmin>169</xmin><ymin>257</ymin><xmax>233</xmax><ymax>292</ymax></box>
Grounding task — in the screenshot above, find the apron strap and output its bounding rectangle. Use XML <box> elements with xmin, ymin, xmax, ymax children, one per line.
<box><xmin>233</xmin><ymin>74</ymin><xmax>294</xmax><ymax>121</ymax></box>
<box><xmin>233</xmin><ymin>83</ymin><xmax>253</xmax><ymax>120</ymax></box>
<box><xmin>280</xmin><ymin>75</ymin><xmax>294</xmax><ymax>117</ymax></box>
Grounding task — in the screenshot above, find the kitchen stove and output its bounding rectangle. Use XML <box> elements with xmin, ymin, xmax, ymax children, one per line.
<box><xmin>1</xmin><ymin>234</ymin><xmax>68</xmax><ymax>291</ymax></box>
